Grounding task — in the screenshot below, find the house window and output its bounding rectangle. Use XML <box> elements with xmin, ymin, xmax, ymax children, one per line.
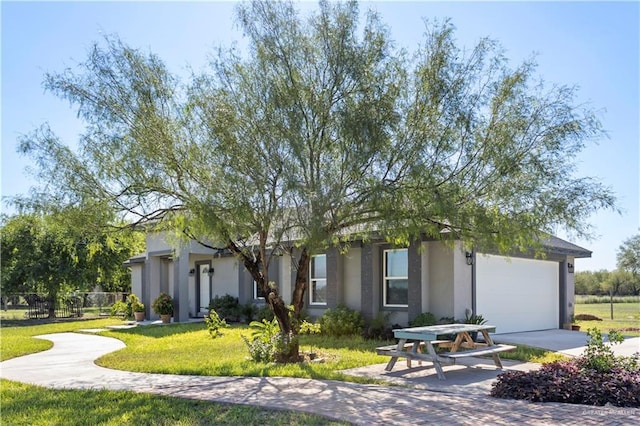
<box><xmin>309</xmin><ymin>254</ymin><xmax>327</xmax><ymax>305</ymax></box>
<box><xmin>253</xmin><ymin>280</ymin><xmax>266</xmax><ymax>300</ymax></box>
<box><xmin>383</xmin><ymin>249</ymin><xmax>408</xmax><ymax>307</ymax></box>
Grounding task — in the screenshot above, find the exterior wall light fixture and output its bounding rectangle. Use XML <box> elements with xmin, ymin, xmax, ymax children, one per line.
<box><xmin>465</xmin><ymin>251</ymin><xmax>474</xmax><ymax>266</ymax></box>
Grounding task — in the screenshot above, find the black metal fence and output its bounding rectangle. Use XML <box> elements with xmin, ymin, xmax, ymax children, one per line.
<box><xmin>1</xmin><ymin>292</ymin><xmax>128</xmax><ymax>319</ymax></box>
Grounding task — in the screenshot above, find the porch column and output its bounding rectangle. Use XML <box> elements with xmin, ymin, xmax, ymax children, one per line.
<box><xmin>326</xmin><ymin>247</ymin><xmax>341</xmax><ymax>308</ymax></box>
<box><xmin>174</xmin><ymin>252</ymin><xmax>190</xmax><ymax>323</ymax></box>
<box><xmin>407</xmin><ymin>241</ymin><xmax>422</xmax><ymax>322</ymax></box>
<box><xmin>360</xmin><ymin>244</ymin><xmax>374</xmax><ymax>320</ymax></box>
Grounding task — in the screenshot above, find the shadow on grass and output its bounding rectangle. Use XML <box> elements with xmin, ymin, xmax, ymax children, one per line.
<box><xmin>0</xmin><ymin>316</ymin><xmax>110</xmax><ymax>328</ymax></box>
<box><xmin>103</xmin><ymin>321</ymin><xmax>209</xmax><ymax>338</ymax></box>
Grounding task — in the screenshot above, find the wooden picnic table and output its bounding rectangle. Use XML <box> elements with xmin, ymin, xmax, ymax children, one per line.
<box><xmin>376</xmin><ymin>324</ymin><xmax>515</xmax><ymax>380</ymax></box>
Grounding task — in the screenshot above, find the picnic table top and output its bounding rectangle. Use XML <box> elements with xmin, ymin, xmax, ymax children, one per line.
<box><xmin>393</xmin><ymin>323</ymin><xmax>496</xmax><ymax>341</ymax></box>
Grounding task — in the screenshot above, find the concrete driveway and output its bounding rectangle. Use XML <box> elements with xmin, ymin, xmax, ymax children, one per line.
<box><xmin>493</xmin><ymin>329</ymin><xmax>640</xmax><ymax>357</ymax></box>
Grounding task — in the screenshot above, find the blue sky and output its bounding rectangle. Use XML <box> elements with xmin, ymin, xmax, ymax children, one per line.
<box><xmin>2</xmin><ymin>1</ymin><xmax>638</xmax><ymax>271</ymax></box>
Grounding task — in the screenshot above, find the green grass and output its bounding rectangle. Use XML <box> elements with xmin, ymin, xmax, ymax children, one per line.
<box><xmin>0</xmin><ymin>318</ymin><xmax>125</xmax><ymax>361</ymax></box>
<box><xmin>0</xmin><ymin>379</ymin><xmax>346</xmax><ymax>426</ymax></box>
<box><xmin>498</xmin><ymin>345</ymin><xmax>568</xmax><ymax>364</ymax></box>
<box><xmin>574</xmin><ymin>302</ymin><xmax>640</xmax><ymax>336</ymax></box>
<box><xmin>97</xmin><ymin>323</ymin><xmax>392</xmax><ymax>384</ymax></box>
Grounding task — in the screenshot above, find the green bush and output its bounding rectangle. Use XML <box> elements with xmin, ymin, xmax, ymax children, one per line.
<box><xmin>318</xmin><ymin>304</ymin><xmax>364</xmax><ymax>337</ymax></box>
<box><xmin>491</xmin><ymin>327</ymin><xmax>640</xmax><ymax>407</ymax></box>
<box><xmin>127</xmin><ymin>294</ymin><xmax>144</xmax><ymax>313</ymax></box>
<box><xmin>255</xmin><ymin>305</ymin><xmax>274</xmax><ymax>322</ymax></box>
<box><xmin>362</xmin><ymin>312</ymin><xmax>394</xmax><ymax>340</ymax></box>
<box><xmin>299</xmin><ymin>320</ymin><xmax>321</xmax><ymax>335</ymax></box>
<box><xmin>242</xmin><ymin>318</ymin><xmax>280</xmax><ymax>362</ymax></box>
<box><xmin>204</xmin><ymin>310</ymin><xmax>229</xmax><ymax>339</ymax></box>
<box><xmin>209</xmin><ymin>294</ymin><xmax>240</xmax><ymax>322</ymax></box>
<box><xmin>110</xmin><ymin>300</ymin><xmax>129</xmax><ymax>318</ymax></box>
<box><xmin>409</xmin><ymin>312</ymin><xmax>436</xmax><ymax>327</ymax></box>
<box><xmin>240</xmin><ymin>302</ymin><xmax>259</xmax><ymax>323</ymax></box>
<box><xmin>580</xmin><ymin>328</ymin><xmax>628</xmax><ymax>372</ymax></box>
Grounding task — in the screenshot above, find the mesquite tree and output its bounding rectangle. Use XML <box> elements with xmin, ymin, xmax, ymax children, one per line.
<box><xmin>17</xmin><ymin>0</ymin><xmax>614</xmax><ymax>360</ymax></box>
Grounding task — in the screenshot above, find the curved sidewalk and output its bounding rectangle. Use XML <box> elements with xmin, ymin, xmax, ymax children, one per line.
<box><xmin>0</xmin><ymin>333</ymin><xmax>637</xmax><ymax>425</ymax></box>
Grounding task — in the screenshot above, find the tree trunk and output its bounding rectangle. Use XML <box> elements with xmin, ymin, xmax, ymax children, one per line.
<box><xmin>228</xmin><ymin>239</ymin><xmax>301</xmax><ymax>362</ymax></box>
<box><xmin>291</xmin><ymin>248</ymin><xmax>310</xmax><ymax>324</ymax></box>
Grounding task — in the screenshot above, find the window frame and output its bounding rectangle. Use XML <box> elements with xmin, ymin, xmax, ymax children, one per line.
<box><xmin>382</xmin><ymin>248</ymin><xmax>409</xmax><ymax>308</ymax></box>
<box><xmin>309</xmin><ymin>254</ymin><xmax>327</xmax><ymax>306</ymax></box>
<box><xmin>253</xmin><ymin>280</ymin><xmax>266</xmax><ymax>300</ymax></box>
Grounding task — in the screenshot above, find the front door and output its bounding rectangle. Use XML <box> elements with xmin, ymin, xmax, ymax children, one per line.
<box><xmin>196</xmin><ymin>262</ymin><xmax>211</xmax><ymax>316</ymax></box>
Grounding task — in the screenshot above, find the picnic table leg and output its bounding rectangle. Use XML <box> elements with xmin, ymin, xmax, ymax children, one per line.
<box><xmin>480</xmin><ymin>330</ymin><xmax>504</xmax><ymax>369</ymax></box>
<box><xmin>424</xmin><ymin>341</ymin><xmax>446</xmax><ymax>380</ymax></box>
<box><xmin>384</xmin><ymin>338</ymin><xmax>407</xmax><ymax>371</ymax></box>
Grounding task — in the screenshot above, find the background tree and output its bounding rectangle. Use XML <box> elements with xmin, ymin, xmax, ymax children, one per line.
<box><xmin>16</xmin><ymin>0</ymin><xmax>615</xmax><ymax>356</ymax></box>
<box><xmin>601</xmin><ymin>269</ymin><xmax>633</xmax><ymax>297</ymax></box>
<box><xmin>617</xmin><ymin>234</ymin><xmax>640</xmax><ymax>295</ymax></box>
<box><xmin>1</xmin><ymin>212</ymin><xmax>144</xmax><ymax>316</ymax></box>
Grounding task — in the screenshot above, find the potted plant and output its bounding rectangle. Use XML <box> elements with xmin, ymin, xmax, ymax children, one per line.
<box><xmin>127</xmin><ymin>294</ymin><xmax>145</xmax><ymax>322</ymax></box>
<box><xmin>152</xmin><ymin>292</ymin><xmax>174</xmax><ymax>323</ymax></box>
<box><xmin>129</xmin><ymin>294</ymin><xmax>144</xmax><ymax>322</ymax></box>
<box><xmin>570</xmin><ymin>315</ymin><xmax>581</xmax><ymax>331</ymax></box>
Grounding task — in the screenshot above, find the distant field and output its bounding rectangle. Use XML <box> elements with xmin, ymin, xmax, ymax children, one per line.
<box><xmin>575</xmin><ymin>295</ymin><xmax>639</xmax><ymax>304</ymax></box>
<box><xmin>574</xmin><ymin>301</ymin><xmax>640</xmax><ymax>337</ymax></box>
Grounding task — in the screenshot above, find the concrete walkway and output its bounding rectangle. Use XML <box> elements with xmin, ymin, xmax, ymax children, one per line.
<box><xmin>1</xmin><ymin>333</ymin><xmax>638</xmax><ymax>425</ymax></box>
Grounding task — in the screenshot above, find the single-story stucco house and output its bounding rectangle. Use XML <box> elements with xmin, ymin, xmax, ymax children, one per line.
<box><xmin>124</xmin><ymin>232</ymin><xmax>590</xmax><ymax>334</ymax></box>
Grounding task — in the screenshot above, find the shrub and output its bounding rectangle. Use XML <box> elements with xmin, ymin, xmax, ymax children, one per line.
<box><xmin>438</xmin><ymin>316</ymin><xmax>455</xmax><ymax>325</ymax></box>
<box><xmin>409</xmin><ymin>312</ymin><xmax>436</xmax><ymax>327</ymax></box>
<box><xmin>491</xmin><ymin>361</ymin><xmax>640</xmax><ymax>407</ymax></box>
<box><xmin>127</xmin><ymin>294</ymin><xmax>144</xmax><ymax>313</ymax></box>
<box><xmin>579</xmin><ymin>328</ymin><xmax>624</xmax><ymax>372</ymax></box>
<box><xmin>318</xmin><ymin>304</ymin><xmax>364</xmax><ymax>337</ymax></box>
<box><xmin>491</xmin><ymin>327</ymin><xmax>640</xmax><ymax>407</ymax></box>
<box><xmin>255</xmin><ymin>305</ymin><xmax>275</xmax><ymax>322</ymax></box>
<box><xmin>208</xmin><ymin>294</ymin><xmax>240</xmax><ymax>322</ymax></box>
<box><xmin>362</xmin><ymin>312</ymin><xmax>395</xmax><ymax>340</ymax></box>
<box><xmin>242</xmin><ymin>318</ymin><xmax>281</xmax><ymax>362</ymax></box>
<box><xmin>461</xmin><ymin>309</ymin><xmax>487</xmax><ymax>325</ymax></box>
<box><xmin>152</xmin><ymin>293</ymin><xmax>174</xmax><ymax>316</ymax></box>
<box><xmin>299</xmin><ymin>320</ymin><xmax>321</xmax><ymax>335</ymax></box>
<box><xmin>204</xmin><ymin>310</ymin><xmax>229</xmax><ymax>339</ymax></box>
<box><xmin>110</xmin><ymin>300</ymin><xmax>129</xmax><ymax>318</ymax></box>
<box><xmin>240</xmin><ymin>302</ymin><xmax>259</xmax><ymax>323</ymax></box>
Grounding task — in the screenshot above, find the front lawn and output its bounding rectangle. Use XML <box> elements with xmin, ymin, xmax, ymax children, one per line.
<box><xmin>1</xmin><ymin>379</ymin><xmax>346</xmax><ymax>426</ymax></box>
<box><xmin>0</xmin><ymin>318</ymin><xmax>125</xmax><ymax>361</ymax></box>
<box><xmin>98</xmin><ymin>323</ymin><xmax>392</xmax><ymax>384</ymax></box>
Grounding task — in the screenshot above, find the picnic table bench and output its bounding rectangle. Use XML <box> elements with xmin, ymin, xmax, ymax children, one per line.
<box><xmin>376</xmin><ymin>324</ymin><xmax>515</xmax><ymax>380</ymax></box>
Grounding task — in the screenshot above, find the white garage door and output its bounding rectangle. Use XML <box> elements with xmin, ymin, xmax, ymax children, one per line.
<box><xmin>476</xmin><ymin>254</ymin><xmax>559</xmax><ymax>334</ymax></box>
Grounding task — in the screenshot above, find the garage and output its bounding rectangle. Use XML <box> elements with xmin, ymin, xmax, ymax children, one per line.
<box><xmin>475</xmin><ymin>254</ymin><xmax>559</xmax><ymax>334</ymax></box>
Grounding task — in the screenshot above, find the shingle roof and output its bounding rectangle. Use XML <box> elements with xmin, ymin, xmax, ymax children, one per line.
<box><xmin>542</xmin><ymin>235</ymin><xmax>592</xmax><ymax>258</ymax></box>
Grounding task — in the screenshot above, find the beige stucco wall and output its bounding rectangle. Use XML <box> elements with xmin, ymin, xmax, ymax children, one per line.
<box><xmin>343</xmin><ymin>247</ymin><xmax>362</xmax><ymax>310</ymax></box>
<box><xmin>130</xmin><ymin>265</ymin><xmax>143</xmax><ymax>299</ymax></box>
<box><xmin>427</xmin><ymin>241</ymin><xmax>454</xmax><ymax>320</ymax></box>
<box><xmin>565</xmin><ymin>256</ymin><xmax>576</xmax><ymax>323</ymax></box>
<box><xmin>212</xmin><ymin>256</ymin><xmax>239</xmax><ymax>298</ymax></box>
<box><xmin>452</xmin><ymin>244</ymin><xmax>473</xmax><ymax>320</ymax></box>
<box><xmin>420</xmin><ymin>242</ymin><xmax>430</xmax><ymax>315</ymax></box>
<box><xmin>146</xmin><ymin>233</ymin><xmax>172</xmax><ymax>252</ymax></box>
